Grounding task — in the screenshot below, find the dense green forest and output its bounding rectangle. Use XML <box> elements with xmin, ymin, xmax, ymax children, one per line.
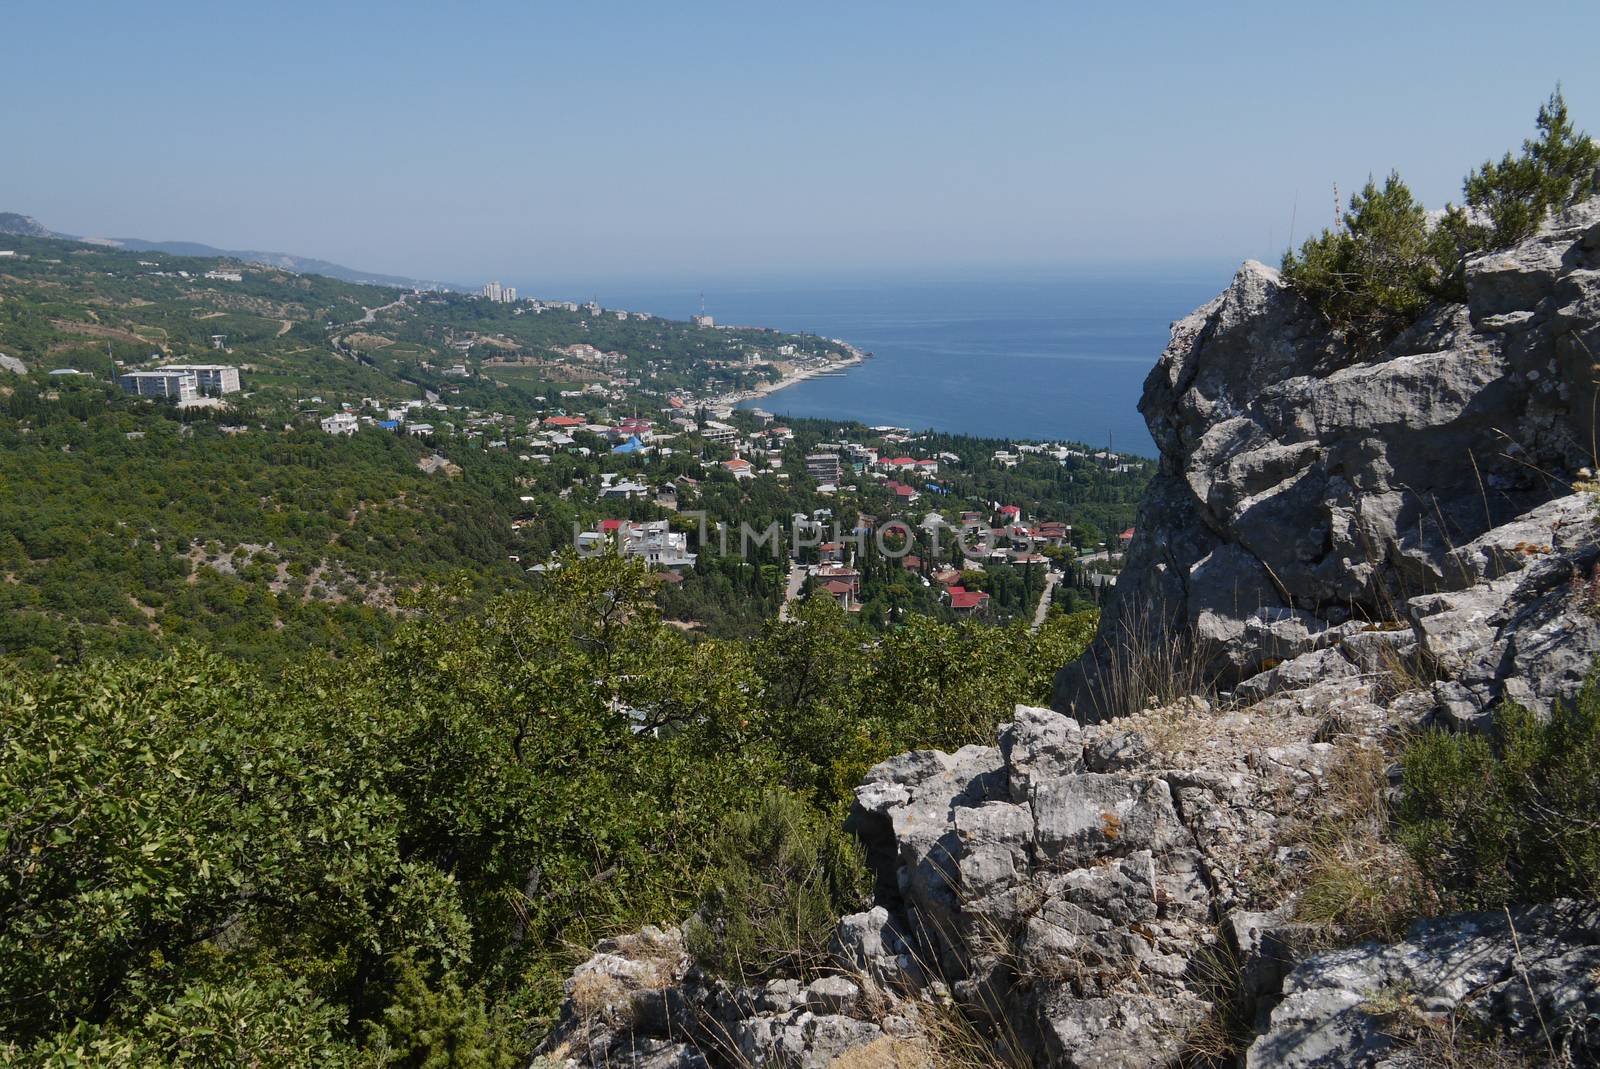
<box><xmin>0</xmin><ymin>556</ymin><xmax>1097</xmax><ymax>1066</ymax></box>
<box><xmin>0</xmin><ymin>381</ymin><xmax>526</xmax><ymax>667</ymax></box>
<box><xmin>0</xmin><ymin>372</ymin><xmax>1143</xmax><ymax>661</ymax></box>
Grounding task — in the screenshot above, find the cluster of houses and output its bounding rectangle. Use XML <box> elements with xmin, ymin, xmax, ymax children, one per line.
<box><xmin>320</xmin><ymin>398</ymin><xmax>438</xmax><ymax>437</ymax></box>
<box><xmin>993</xmin><ymin>443</ymin><xmax>1140</xmax><ymax>474</ymax></box>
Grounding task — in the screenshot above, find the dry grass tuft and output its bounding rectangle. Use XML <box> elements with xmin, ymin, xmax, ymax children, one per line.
<box><xmin>1293</xmin><ymin>743</ymin><xmax>1431</xmax><ymax>945</ymax></box>
<box><xmin>831</xmin><ymin>1034</ymin><xmax>935</xmax><ymax>1069</ymax></box>
<box><xmin>567</xmin><ymin>970</ymin><xmax>628</xmax><ymax>1024</ymax></box>
<box><xmin>1360</xmin><ymin>986</ymin><xmax>1547</xmax><ymax>1068</ymax></box>
<box><xmin>1171</xmin><ymin>937</ymin><xmax>1256</xmax><ymax>1069</ymax></box>
<box><xmin>1084</xmin><ymin>606</ymin><xmax>1216</xmax><ymax>722</ymax></box>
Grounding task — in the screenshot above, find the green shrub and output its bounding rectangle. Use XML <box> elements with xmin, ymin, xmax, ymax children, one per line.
<box><xmin>1283</xmin><ymin>90</ymin><xmax>1598</xmax><ymax>351</ymax></box>
<box><xmin>1398</xmin><ymin>675</ymin><xmax>1600</xmax><ymax>910</ymax></box>
<box><xmin>367</xmin><ymin>957</ymin><xmax>519</xmax><ymax>1069</ymax></box>
<box><xmin>685</xmin><ymin>790</ymin><xmax>870</xmax><ymax>986</ymax></box>
<box><xmin>1281</xmin><ymin>173</ymin><xmax>1459</xmax><ymax>352</ymax></box>
<box><xmin>1463</xmin><ymin>88</ymin><xmax>1600</xmax><ymax>251</ymax></box>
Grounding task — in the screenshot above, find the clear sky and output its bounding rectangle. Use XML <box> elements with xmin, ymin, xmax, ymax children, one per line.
<box><xmin>5</xmin><ymin>0</ymin><xmax>1600</xmax><ymax>291</ymax></box>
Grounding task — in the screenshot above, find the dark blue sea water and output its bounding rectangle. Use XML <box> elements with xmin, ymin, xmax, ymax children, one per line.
<box><xmin>590</xmin><ymin>267</ymin><xmax>1233</xmax><ymax>458</ymax></box>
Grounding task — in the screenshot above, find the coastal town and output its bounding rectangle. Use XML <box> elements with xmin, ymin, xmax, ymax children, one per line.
<box><xmin>1</xmin><ymin>229</ymin><xmax>1151</xmax><ymax>648</ymax></box>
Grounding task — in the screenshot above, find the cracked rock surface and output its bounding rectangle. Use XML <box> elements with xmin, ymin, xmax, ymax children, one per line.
<box><xmin>1055</xmin><ymin>198</ymin><xmax>1600</xmax><ymax>718</ymax></box>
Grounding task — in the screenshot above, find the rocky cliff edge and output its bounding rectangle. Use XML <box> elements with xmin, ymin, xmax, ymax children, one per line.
<box><xmin>535</xmin><ymin>204</ymin><xmax>1600</xmax><ymax>1068</ymax></box>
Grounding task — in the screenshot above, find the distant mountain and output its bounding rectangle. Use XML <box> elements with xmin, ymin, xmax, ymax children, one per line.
<box><xmin>0</xmin><ymin>211</ymin><xmax>463</xmax><ymax>292</ymax></box>
<box><xmin>0</xmin><ymin>213</ymin><xmax>54</xmax><ymax>239</ymax></box>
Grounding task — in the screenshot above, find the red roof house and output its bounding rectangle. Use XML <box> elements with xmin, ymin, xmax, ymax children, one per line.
<box><xmin>944</xmin><ymin>586</ymin><xmax>991</xmax><ymax>613</ymax></box>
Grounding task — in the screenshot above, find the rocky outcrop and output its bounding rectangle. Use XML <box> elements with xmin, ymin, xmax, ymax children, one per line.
<box><xmin>1247</xmin><ymin>902</ymin><xmax>1600</xmax><ymax>1067</ymax></box>
<box><xmin>541</xmin><ymin>207</ymin><xmax>1600</xmax><ymax>1068</ymax></box>
<box><xmin>540</xmin><ymin>676</ymin><xmax>1422</xmax><ymax>1069</ymax></box>
<box><xmin>1054</xmin><ymin>198</ymin><xmax>1600</xmax><ymax>721</ymax></box>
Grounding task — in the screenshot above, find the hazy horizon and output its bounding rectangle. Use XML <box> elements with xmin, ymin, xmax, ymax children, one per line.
<box><xmin>7</xmin><ymin>1</ymin><xmax>1600</xmax><ymax>290</ymax></box>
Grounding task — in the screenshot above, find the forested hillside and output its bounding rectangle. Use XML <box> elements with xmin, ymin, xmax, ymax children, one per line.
<box><xmin>0</xmin><ymin>236</ymin><xmax>1149</xmax><ymax>664</ymax></box>
<box><xmin>0</xmin><ymin>556</ymin><xmax>1095</xmax><ymax>1065</ymax></box>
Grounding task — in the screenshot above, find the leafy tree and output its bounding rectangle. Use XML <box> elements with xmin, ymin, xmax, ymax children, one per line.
<box><xmin>0</xmin><ymin>553</ymin><xmax>1097</xmax><ymax>1064</ymax></box>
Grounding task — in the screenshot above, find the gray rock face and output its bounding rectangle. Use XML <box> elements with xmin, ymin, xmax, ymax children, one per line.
<box><xmin>1055</xmin><ymin>199</ymin><xmax>1600</xmax><ymax>719</ymax></box>
<box><xmin>544</xmin><ymin>208</ymin><xmax>1600</xmax><ymax>1069</ymax></box>
<box><xmin>541</xmin><ymin>670</ymin><xmax>1598</xmax><ymax>1068</ymax></box>
<box><xmin>833</xmin><ymin>698</ymin><xmax>1402</xmax><ymax>1068</ymax></box>
<box><xmin>541</xmin><ymin>682</ymin><xmax>1410</xmax><ymax>1069</ymax></box>
<box><xmin>1246</xmin><ymin>902</ymin><xmax>1600</xmax><ymax>1068</ymax></box>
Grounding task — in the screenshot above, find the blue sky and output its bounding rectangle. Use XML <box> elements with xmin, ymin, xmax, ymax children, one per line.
<box><xmin>5</xmin><ymin>0</ymin><xmax>1599</xmax><ymax>290</ymax></box>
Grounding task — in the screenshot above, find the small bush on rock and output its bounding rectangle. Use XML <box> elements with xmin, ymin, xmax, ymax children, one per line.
<box><xmin>1282</xmin><ymin>89</ymin><xmax>1598</xmax><ymax>352</ymax></box>
<box><xmin>1280</xmin><ymin>172</ymin><xmax>1459</xmax><ymax>352</ymax></box>
<box><xmin>1462</xmin><ymin>88</ymin><xmax>1600</xmax><ymax>251</ymax></box>
<box><xmin>685</xmin><ymin>790</ymin><xmax>870</xmax><ymax>986</ymax></box>
<box><xmin>1399</xmin><ymin>674</ymin><xmax>1600</xmax><ymax>910</ymax></box>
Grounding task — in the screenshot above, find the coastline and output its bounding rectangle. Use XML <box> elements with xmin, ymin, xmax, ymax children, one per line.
<box><xmin>710</xmin><ymin>345</ymin><xmax>867</xmax><ymax>413</ymax></box>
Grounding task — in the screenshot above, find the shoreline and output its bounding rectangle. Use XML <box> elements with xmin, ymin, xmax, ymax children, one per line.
<box><xmin>709</xmin><ymin>345</ymin><xmax>868</xmax><ymax>413</ymax></box>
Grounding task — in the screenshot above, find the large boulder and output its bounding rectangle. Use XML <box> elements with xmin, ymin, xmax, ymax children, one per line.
<box><xmin>1056</xmin><ymin>199</ymin><xmax>1600</xmax><ymax>719</ymax></box>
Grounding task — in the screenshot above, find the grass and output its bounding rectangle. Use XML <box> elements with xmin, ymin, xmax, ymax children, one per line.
<box><xmin>1360</xmin><ymin>985</ymin><xmax>1546</xmax><ymax>1068</ymax></box>
<box><xmin>1081</xmin><ymin>600</ymin><xmax>1216</xmax><ymax>722</ymax></box>
<box><xmin>1293</xmin><ymin>741</ymin><xmax>1429</xmax><ymax>945</ymax></box>
<box><xmin>1172</xmin><ymin>938</ymin><xmax>1256</xmax><ymax>1068</ymax></box>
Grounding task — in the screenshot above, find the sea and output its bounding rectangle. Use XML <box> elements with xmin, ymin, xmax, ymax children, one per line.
<box><xmin>589</xmin><ymin>266</ymin><xmax>1234</xmax><ymax>458</ymax></box>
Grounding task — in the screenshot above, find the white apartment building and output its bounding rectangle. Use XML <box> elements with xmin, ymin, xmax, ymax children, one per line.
<box><xmin>119</xmin><ymin>370</ymin><xmax>198</xmax><ymax>402</ymax></box>
<box><xmin>805</xmin><ymin>452</ymin><xmax>843</xmax><ymax>484</ymax></box>
<box><xmin>699</xmin><ymin>421</ymin><xmax>739</xmax><ymax>446</ymax></box>
<box><xmin>160</xmin><ymin>364</ymin><xmax>241</xmax><ymax>395</ymax></box>
<box><xmin>321</xmin><ymin>412</ymin><xmax>360</xmax><ymax>435</ymax></box>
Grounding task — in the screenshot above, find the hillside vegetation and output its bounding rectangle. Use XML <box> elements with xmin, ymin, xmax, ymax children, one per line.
<box><xmin>1282</xmin><ymin>89</ymin><xmax>1599</xmax><ymax>350</ymax></box>
<box><xmin>0</xmin><ymin>556</ymin><xmax>1095</xmax><ymax>1066</ymax></box>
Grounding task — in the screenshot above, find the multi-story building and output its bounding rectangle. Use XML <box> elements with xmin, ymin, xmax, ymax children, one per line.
<box><xmin>119</xmin><ymin>370</ymin><xmax>197</xmax><ymax>402</ymax></box>
<box><xmin>482</xmin><ymin>280</ymin><xmax>504</xmax><ymax>302</ymax></box>
<box><xmin>699</xmin><ymin>421</ymin><xmax>739</xmax><ymax>446</ymax></box>
<box><xmin>160</xmin><ymin>364</ymin><xmax>241</xmax><ymax>395</ymax></box>
<box><xmin>622</xmin><ymin>520</ymin><xmax>696</xmax><ymax>568</ymax></box>
<box><xmin>805</xmin><ymin>452</ymin><xmax>842</xmax><ymax>484</ymax></box>
<box><xmin>321</xmin><ymin>412</ymin><xmax>360</xmax><ymax>435</ymax></box>
<box><xmin>583</xmin><ymin>520</ymin><xmax>696</xmax><ymax>568</ymax></box>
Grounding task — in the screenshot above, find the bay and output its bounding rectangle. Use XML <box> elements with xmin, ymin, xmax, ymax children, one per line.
<box><xmin>585</xmin><ymin>266</ymin><xmax>1234</xmax><ymax>457</ymax></box>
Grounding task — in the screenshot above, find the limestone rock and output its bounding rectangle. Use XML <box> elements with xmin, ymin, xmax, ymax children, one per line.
<box><xmin>1056</xmin><ymin>198</ymin><xmax>1600</xmax><ymax>719</ymax></box>
<box><xmin>1246</xmin><ymin>902</ymin><xmax>1600</xmax><ymax>1068</ymax></box>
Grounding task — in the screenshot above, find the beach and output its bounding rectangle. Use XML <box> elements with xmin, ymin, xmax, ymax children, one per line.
<box><xmin>708</xmin><ymin>345</ymin><xmax>867</xmax><ymax>413</ymax></box>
